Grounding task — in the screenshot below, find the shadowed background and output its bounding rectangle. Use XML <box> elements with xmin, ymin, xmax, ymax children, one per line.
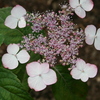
<box><xmin>0</xmin><ymin>0</ymin><xmax>100</xmax><ymax>100</ymax></box>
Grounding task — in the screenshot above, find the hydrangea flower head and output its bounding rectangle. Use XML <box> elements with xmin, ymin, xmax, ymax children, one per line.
<box><xmin>2</xmin><ymin>44</ymin><xmax>30</xmax><ymax>69</ymax></box>
<box><xmin>26</xmin><ymin>62</ymin><xmax>57</xmax><ymax>91</ymax></box>
<box><xmin>69</xmin><ymin>0</ymin><xmax>94</xmax><ymax>18</ymax></box>
<box><xmin>20</xmin><ymin>6</ymin><xmax>84</xmax><ymax>66</ymax></box>
<box><xmin>70</xmin><ymin>58</ymin><xmax>98</xmax><ymax>82</ymax></box>
<box><xmin>85</xmin><ymin>25</ymin><xmax>100</xmax><ymax>50</ymax></box>
<box><xmin>5</xmin><ymin>5</ymin><xmax>26</xmax><ymax>29</ymax></box>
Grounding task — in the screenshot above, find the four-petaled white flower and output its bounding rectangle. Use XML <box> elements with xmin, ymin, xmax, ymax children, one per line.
<box><xmin>26</xmin><ymin>62</ymin><xmax>57</xmax><ymax>91</ymax></box>
<box><xmin>70</xmin><ymin>58</ymin><xmax>97</xmax><ymax>82</ymax></box>
<box><xmin>69</xmin><ymin>0</ymin><xmax>94</xmax><ymax>18</ymax></box>
<box><xmin>85</xmin><ymin>25</ymin><xmax>100</xmax><ymax>50</ymax></box>
<box><xmin>2</xmin><ymin>44</ymin><xmax>30</xmax><ymax>69</ymax></box>
<box><xmin>5</xmin><ymin>5</ymin><xmax>26</xmax><ymax>29</ymax></box>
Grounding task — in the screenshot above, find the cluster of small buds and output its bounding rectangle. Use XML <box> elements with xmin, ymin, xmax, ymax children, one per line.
<box><xmin>25</xmin><ymin>12</ymin><xmax>44</xmax><ymax>33</ymax></box>
<box><xmin>20</xmin><ymin>34</ymin><xmax>35</xmax><ymax>51</ymax></box>
<box><xmin>59</xmin><ymin>3</ymin><xmax>74</xmax><ymax>15</ymax></box>
<box><xmin>20</xmin><ymin>4</ymin><xmax>85</xmax><ymax>67</ymax></box>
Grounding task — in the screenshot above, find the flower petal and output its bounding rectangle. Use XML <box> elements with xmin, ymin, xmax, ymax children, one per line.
<box><xmin>75</xmin><ymin>6</ymin><xmax>86</xmax><ymax>18</ymax></box>
<box><xmin>80</xmin><ymin>0</ymin><xmax>94</xmax><ymax>11</ymax></box>
<box><xmin>11</xmin><ymin>5</ymin><xmax>26</xmax><ymax>18</ymax></box>
<box><xmin>69</xmin><ymin>0</ymin><xmax>79</xmax><ymax>8</ymax></box>
<box><xmin>70</xmin><ymin>68</ymin><xmax>82</xmax><ymax>79</ymax></box>
<box><xmin>76</xmin><ymin>58</ymin><xmax>86</xmax><ymax>70</ymax></box>
<box><xmin>26</xmin><ymin>62</ymin><xmax>41</xmax><ymax>77</ymax></box>
<box><xmin>94</xmin><ymin>28</ymin><xmax>100</xmax><ymax>50</ymax></box>
<box><xmin>18</xmin><ymin>17</ymin><xmax>26</xmax><ymax>28</ymax></box>
<box><xmin>16</xmin><ymin>49</ymin><xmax>30</xmax><ymax>63</ymax></box>
<box><xmin>4</xmin><ymin>15</ymin><xmax>18</xmax><ymax>29</ymax></box>
<box><xmin>80</xmin><ymin>73</ymin><xmax>89</xmax><ymax>82</ymax></box>
<box><xmin>28</xmin><ymin>76</ymin><xmax>46</xmax><ymax>91</ymax></box>
<box><xmin>40</xmin><ymin>63</ymin><xmax>49</xmax><ymax>74</ymax></box>
<box><xmin>42</xmin><ymin>69</ymin><xmax>57</xmax><ymax>85</ymax></box>
<box><xmin>84</xmin><ymin>64</ymin><xmax>97</xmax><ymax>78</ymax></box>
<box><xmin>7</xmin><ymin>44</ymin><xmax>19</xmax><ymax>55</ymax></box>
<box><xmin>2</xmin><ymin>54</ymin><xmax>18</xmax><ymax>69</ymax></box>
<box><xmin>85</xmin><ymin>25</ymin><xmax>96</xmax><ymax>45</ymax></box>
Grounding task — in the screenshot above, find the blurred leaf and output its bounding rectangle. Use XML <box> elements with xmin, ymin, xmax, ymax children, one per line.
<box><xmin>52</xmin><ymin>65</ymin><xmax>88</xmax><ymax>100</ymax></box>
<box><xmin>28</xmin><ymin>51</ymin><xmax>41</xmax><ymax>62</ymax></box>
<box><xmin>0</xmin><ymin>34</ymin><xmax>4</xmax><ymax>46</ymax></box>
<box><xmin>0</xmin><ymin>67</ymin><xmax>34</xmax><ymax>100</ymax></box>
<box><xmin>12</xmin><ymin>63</ymin><xmax>29</xmax><ymax>91</ymax></box>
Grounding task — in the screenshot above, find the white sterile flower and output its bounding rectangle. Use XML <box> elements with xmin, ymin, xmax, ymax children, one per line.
<box><xmin>85</xmin><ymin>25</ymin><xmax>100</xmax><ymax>50</ymax></box>
<box><xmin>70</xmin><ymin>58</ymin><xmax>97</xmax><ymax>82</ymax></box>
<box><xmin>5</xmin><ymin>5</ymin><xmax>26</xmax><ymax>29</ymax></box>
<box><xmin>26</xmin><ymin>62</ymin><xmax>57</xmax><ymax>91</ymax></box>
<box><xmin>69</xmin><ymin>0</ymin><xmax>94</xmax><ymax>18</ymax></box>
<box><xmin>2</xmin><ymin>44</ymin><xmax>30</xmax><ymax>69</ymax></box>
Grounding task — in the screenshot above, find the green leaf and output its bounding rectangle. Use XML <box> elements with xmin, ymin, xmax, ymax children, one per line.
<box><xmin>28</xmin><ymin>51</ymin><xmax>41</xmax><ymax>62</ymax></box>
<box><xmin>12</xmin><ymin>64</ymin><xmax>29</xmax><ymax>91</ymax></box>
<box><xmin>0</xmin><ymin>67</ymin><xmax>33</xmax><ymax>100</ymax></box>
<box><xmin>52</xmin><ymin>65</ymin><xmax>88</xmax><ymax>100</ymax></box>
<box><xmin>0</xmin><ymin>34</ymin><xmax>4</xmax><ymax>46</ymax></box>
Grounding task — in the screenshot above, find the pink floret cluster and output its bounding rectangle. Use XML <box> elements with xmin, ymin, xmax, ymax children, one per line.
<box><xmin>20</xmin><ymin>5</ymin><xmax>84</xmax><ymax>66</ymax></box>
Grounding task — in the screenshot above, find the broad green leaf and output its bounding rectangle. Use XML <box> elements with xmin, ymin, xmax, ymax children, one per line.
<box><xmin>12</xmin><ymin>63</ymin><xmax>29</xmax><ymax>91</ymax></box>
<box><xmin>52</xmin><ymin>65</ymin><xmax>88</xmax><ymax>100</ymax></box>
<box><xmin>0</xmin><ymin>67</ymin><xmax>33</xmax><ymax>100</ymax></box>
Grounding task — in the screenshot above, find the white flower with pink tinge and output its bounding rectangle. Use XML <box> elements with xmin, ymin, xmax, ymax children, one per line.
<box><xmin>5</xmin><ymin>5</ymin><xmax>26</xmax><ymax>29</ymax></box>
<box><xmin>26</xmin><ymin>62</ymin><xmax>57</xmax><ymax>91</ymax></box>
<box><xmin>85</xmin><ymin>25</ymin><xmax>100</xmax><ymax>50</ymax></box>
<box><xmin>69</xmin><ymin>0</ymin><xmax>94</xmax><ymax>18</ymax></box>
<box><xmin>2</xmin><ymin>44</ymin><xmax>30</xmax><ymax>69</ymax></box>
<box><xmin>70</xmin><ymin>58</ymin><xmax>97</xmax><ymax>82</ymax></box>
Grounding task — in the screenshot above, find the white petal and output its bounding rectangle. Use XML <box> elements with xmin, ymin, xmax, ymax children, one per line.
<box><xmin>7</xmin><ymin>44</ymin><xmax>19</xmax><ymax>55</ymax></box>
<box><xmin>40</xmin><ymin>63</ymin><xmax>49</xmax><ymax>74</ymax></box>
<box><xmin>2</xmin><ymin>54</ymin><xmax>18</xmax><ymax>69</ymax></box>
<box><xmin>28</xmin><ymin>76</ymin><xmax>46</xmax><ymax>91</ymax></box>
<box><xmin>16</xmin><ymin>49</ymin><xmax>30</xmax><ymax>63</ymax></box>
<box><xmin>26</xmin><ymin>62</ymin><xmax>41</xmax><ymax>77</ymax></box>
<box><xmin>11</xmin><ymin>5</ymin><xmax>26</xmax><ymax>18</ymax></box>
<box><xmin>75</xmin><ymin>6</ymin><xmax>86</xmax><ymax>18</ymax></box>
<box><xmin>85</xmin><ymin>25</ymin><xmax>96</xmax><ymax>45</ymax></box>
<box><xmin>76</xmin><ymin>58</ymin><xmax>86</xmax><ymax>70</ymax></box>
<box><xmin>69</xmin><ymin>0</ymin><xmax>79</xmax><ymax>8</ymax></box>
<box><xmin>70</xmin><ymin>68</ymin><xmax>82</xmax><ymax>79</ymax></box>
<box><xmin>84</xmin><ymin>64</ymin><xmax>97</xmax><ymax>78</ymax></box>
<box><xmin>18</xmin><ymin>17</ymin><xmax>26</xmax><ymax>28</ymax></box>
<box><xmin>80</xmin><ymin>0</ymin><xmax>94</xmax><ymax>11</ymax></box>
<box><xmin>4</xmin><ymin>15</ymin><xmax>18</xmax><ymax>29</ymax></box>
<box><xmin>42</xmin><ymin>69</ymin><xmax>57</xmax><ymax>85</ymax></box>
<box><xmin>94</xmin><ymin>28</ymin><xmax>100</xmax><ymax>50</ymax></box>
<box><xmin>80</xmin><ymin>73</ymin><xmax>89</xmax><ymax>82</ymax></box>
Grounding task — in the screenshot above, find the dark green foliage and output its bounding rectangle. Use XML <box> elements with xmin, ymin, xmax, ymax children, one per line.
<box><xmin>0</xmin><ymin>67</ymin><xmax>33</xmax><ymax>100</ymax></box>
<box><xmin>52</xmin><ymin>65</ymin><xmax>88</xmax><ymax>100</ymax></box>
